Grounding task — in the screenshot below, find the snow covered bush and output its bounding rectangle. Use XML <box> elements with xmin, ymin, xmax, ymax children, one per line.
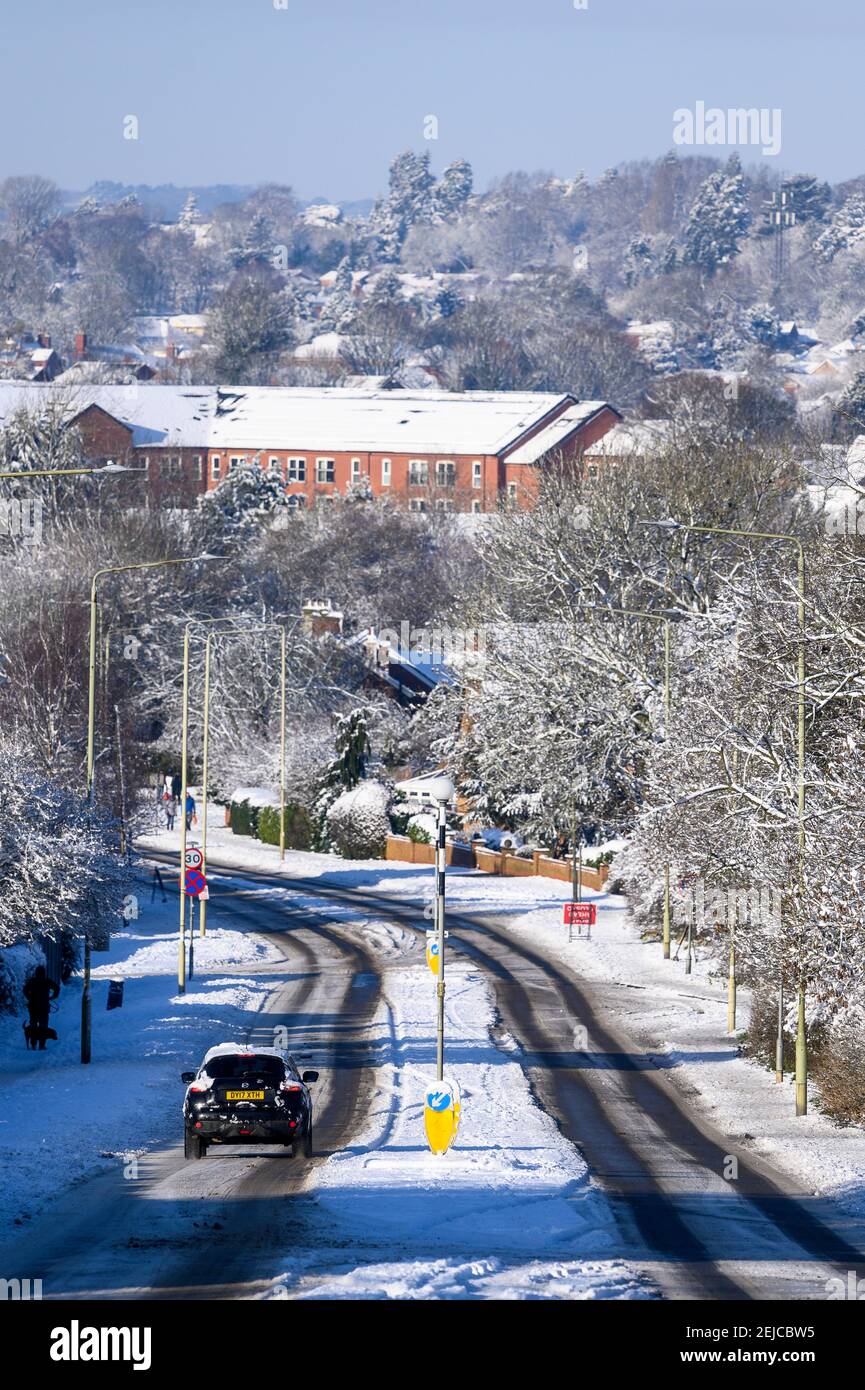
<box><xmin>326</xmin><ymin>781</ymin><xmax>391</xmax><ymax>860</ymax></box>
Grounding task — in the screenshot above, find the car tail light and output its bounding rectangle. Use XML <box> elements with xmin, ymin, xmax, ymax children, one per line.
<box><xmin>189</xmin><ymin>1082</ymin><xmax>210</xmax><ymax>1093</ymax></box>
<box><xmin>289</xmin><ymin>1120</ymin><xmax>296</xmax><ymax>1128</ymax></box>
<box><xmin>279</xmin><ymin>1082</ymin><xmax>302</xmax><ymax>1093</ymax></box>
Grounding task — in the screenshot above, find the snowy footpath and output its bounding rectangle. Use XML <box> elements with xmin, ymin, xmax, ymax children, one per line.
<box><xmin>0</xmin><ymin>879</ymin><xmax>283</xmax><ymax>1247</ymax></box>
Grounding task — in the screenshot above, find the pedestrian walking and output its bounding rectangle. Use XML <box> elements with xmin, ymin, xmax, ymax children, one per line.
<box><xmin>185</xmin><ymin>791</ymin><xmax>196</xmax><ymax>831</ymax></box>
<box><xmin>171</xmin><ymin>772</ymin><xmax>182</xmax><ymax>800</ymax></box>
<box><xmin>23</xmin><ymin>965</ymin><xmax>59</xmax><ymax>1050</ymax></box>
<box><xmin>165</xmin><ymin>795</ymin><xmax>177</xmax><ymax>831</ymax></box>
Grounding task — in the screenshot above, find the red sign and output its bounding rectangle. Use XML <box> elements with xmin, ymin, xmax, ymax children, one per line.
<box><xmin>185</xmin><ymin>868</ymin><xmax>209</xmax><ymax>899</ymax></box>
<box><xmin>563</xmin><ymin>902</ymin><xmax>596</xmax><ymax>926</ymax></box>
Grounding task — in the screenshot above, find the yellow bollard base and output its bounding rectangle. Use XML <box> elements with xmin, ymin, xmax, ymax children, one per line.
<box><xmin>424</xmin><ymin>1079</ymin><xmax>461</xmax><ymax>1155</ymax></box>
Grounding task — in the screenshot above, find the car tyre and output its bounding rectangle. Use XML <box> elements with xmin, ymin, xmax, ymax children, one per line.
<box><xmin>184</xmin><ymin>1128</ymin><xmax>207</xmax><ymax>1160</ymax></box>
<box><xmin>301</xmin><ymin>1121</ymin><xmax>313</xmax><ymax>1159</ymax></box>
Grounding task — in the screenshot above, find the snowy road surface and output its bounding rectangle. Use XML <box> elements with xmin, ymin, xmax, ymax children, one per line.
<box><xmin>1</xmin><ymin>842</ymin><xmax>863</xmax><ymax>1300</ymax></box>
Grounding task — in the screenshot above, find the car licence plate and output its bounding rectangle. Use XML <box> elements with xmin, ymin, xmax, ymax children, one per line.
<box><xmin>226</xmin><ymin>1090</ymin><xmax>264</xmax><ymax>1100</ymax></box>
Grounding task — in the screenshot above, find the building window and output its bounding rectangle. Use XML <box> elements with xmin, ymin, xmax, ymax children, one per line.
<box><xmin>472</xmin><ymin>460</ymin><xmax>482</xmax><ymax>488</ymax></box>
<box><xmin>317</xmin><ymin>493</ymin><xmax>335</xmax><ymax>506</ymax></box>
<box><xmin>162</xmin><ymin>456</ymin><xmax>180</xmax><ymax>477</ymax></box>
<box><xmin>586</xmin><ymin>463</ymin><xmax>599</xmax><ymax>481</ymax></box>
<box><xmin>435</xmin><ymin>498</ymin><xmax>455</xmax><ymax>512</ymax></box>
<box><xmin>471</xmin><ymin>499</ymin><xmax>482</xmax><ymax>514</ymax></box>
<box><xmin>269</xmin><ymin>456</ymin><xmax>280</xmax><ymax>469</ymax></box>
<box><xmin>381</xmin><ymin>458</ymin><xmax>391</xmax><ymax>486</ymax></box>
<box><xmin>287</xmin><ymin>457</ymin><xmax>306</xmax><ymax>482</ymax></box>
<box><xmin>192</xmin><ymin>454</ymin><xmax>203</xmax><ymax>479</ymax></box>
<box><xmin>436</xmin><ymin>460</ymin><xmax>456</xmax><ymax>488</ymax></box>
<box><xmin>316</xmin><ymin>458</ymin><xmax>335</xmax><ymax>484</ymax></box>
<box><xmin>212</xmin><ymin>456</ymin><xmax>222</xmax><ymax>479</ymax></box>
<box><xmin>409</xmin><ymin>498</ymin><xmax>427</xmax><ymax>513</ymax></box>
<box><xmin>351</xmin><ymin>457</ymin><xmax>361</xmax><ymax>483</ymax></box>
<box><xmin>409</xmin><ymin>459</ymin><xmax>428</xmax><ymax>486</ymax></box>
<box><xmin>287</xmin><ymin>494</ymin><xmax>306</xmax><ymax>510</ymax></box>
<box><xmin>229</xmin><ymin>455</ymin><xmax>246</xmax><ymax>472</ymax></box>
<box><xmin>507</xmin><ymin>482</ymin><xmax>518</xmax><ymax>504</ymax></box>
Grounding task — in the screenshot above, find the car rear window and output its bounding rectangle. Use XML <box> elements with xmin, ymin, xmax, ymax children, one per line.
<box><xmin>205</xmin><ymin>1055</ymin><xmax>286</xmax><ymax>1082</ymax></box>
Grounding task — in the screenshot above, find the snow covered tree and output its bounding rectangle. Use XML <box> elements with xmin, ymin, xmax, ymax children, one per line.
<box><xmin>814</xmin><ymin>192</ymin><xmax>865</xmax><ymax>261</ymax></box>
<box><xmin>230</xmin><ymin>210</ymin><xmax>277</xmax><ymax>268</ymax></box>
<box><xmin>207</xmin><ymin>271</ymin><xmax>294</xmax><ymax>382</ymax></box>
<box><xmin>623</xmin><ymin>237</ymin><xmax>654</xmax><ymax>287</ymax></box>
<box><xmin>780</xmin><ymin>173</ymin><xmax>831</xmax><ymax>225</ymax></box>
<box><xmin>317</xmin><ymin>255</ymin><xmax>357</xmax><ymax>332</ymax></box>
<box><xmin>179</xmin><ymin>192</ymin><xmax>202</xmax><ymax>230</ymax></box>
<box><xmin>368</xmin><ymin>150</ymin><xmax>436</xmax><ymax>260</ymax></box>
<box><xmin>194</xmin><ymin>458</ymin><xmax>291</xmax><ymax>553</ymax></box>
<box><xmin>310</xmin><ymin>708</ymin><xmax>372</xmax><ymax>851</ymax></box>
<box><xmin>683</xmin><ymin>154</ymin><xmax>751</xmax><ymax>274</ymax></box>
<box><xmin>0</xmin><ymin>734</ymin><xmax>129</xmax><ymax>951</ymax></box>
<box><xmin>433</xmin><ymin>159</ymin><xmax>473</xmax><ymax>220</ymax></box>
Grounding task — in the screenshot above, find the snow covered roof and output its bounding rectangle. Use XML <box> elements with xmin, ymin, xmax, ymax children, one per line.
<box><xmin>504</xmin><ymin>401</ymin><xmax>613</xmax><ymax>464</ymax></box>
<box><xmin>584</xmin><ymin>418</ymin><xmax>673</xmax><ymax>458</ymax></box>
<box><xmin>0</xmin><ymin>383</ymin><xmax>610</xmax><ymax>457</ymax></box>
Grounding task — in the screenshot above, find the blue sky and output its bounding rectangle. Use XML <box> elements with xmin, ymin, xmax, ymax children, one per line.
<box><xmin>4</xmin><ymin>0</ymin><xmax>863</xmax><ymax>198</ymax></box>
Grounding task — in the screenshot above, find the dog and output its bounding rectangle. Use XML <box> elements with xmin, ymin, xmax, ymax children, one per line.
<box><xmin>24</xmin><ymin>1022</ymin><xmax>57</xmax><ymax>1050</ymax></box>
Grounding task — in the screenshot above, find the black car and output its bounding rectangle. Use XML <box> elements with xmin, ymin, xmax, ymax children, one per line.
<box><xmin>181</xmin><ymin>1043</ymin><xmax>318</xmax><ymax>1159</ymax></box>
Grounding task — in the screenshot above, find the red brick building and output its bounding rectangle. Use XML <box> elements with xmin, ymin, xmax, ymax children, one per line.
<box><xmin>0</xmin><ymin>384</ymin><xmax>620</xmax><ymax>512</ymax></box>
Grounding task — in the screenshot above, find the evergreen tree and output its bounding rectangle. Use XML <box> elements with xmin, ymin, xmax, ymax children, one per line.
<box><xmin>683</xmin><ymin>154</ymin><xmax>751</xmax><ymax>274</ymax></box>
<box><xmin>433</xmin><ymin>159</ymin><xmax>473</xmax><ymax>220</ymax></box>
<box><xmin>780</xmin><ymin>173</ymin><xmax>831</xmax><ymax>225</ymax></box>
<box><xmin>230</xmin><ymin>210</ymin><xmax>277</xmax><ymax>268</ymax></box>
<box><xmin>623</xmin><ymin>237</ymin><xmax>653</xmax><ymax>287</ymax></box>
<box><xmin>179</xmin><ymin>192</ymin><xmax>202</xmax><ymax>230</ymax></box>
<box><xmin>814</xmin><ymin>193</ymin><xmax>865</xmax><ymax>262</ymax></box>
<box><xmin>310</xmin><ymin>708</ymin><xmax>371</xmax><ymax>850</ymax></box>
<box><xmin>195</xmin><ymin>457</ymin><xmax>291</xmax><ymax>552</ymax></box>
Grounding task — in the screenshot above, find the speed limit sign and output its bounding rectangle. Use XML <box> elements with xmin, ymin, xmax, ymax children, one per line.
<box><xmin>184</xmin><ymin>846</ymin><xmax>203</xmax><ymax>870</ymax></box>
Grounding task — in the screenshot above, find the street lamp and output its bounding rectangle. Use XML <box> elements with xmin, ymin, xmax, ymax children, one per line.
<box><xmin>576</xmin><ymin>601</ymin><xmax>676</xmax><ymax>958</ymax></box>
<box><xmin>177</xmin><ymin>618</ymin><xmax>287</xmax><ymax>987</ymax></box>
<box><xmin>195</xmin><ymin>620</ymin><xmax>288</xmax><ymax>946</ymax></box>
<box><xmin>0</xmin><ymin>462</ymin><xmax>146</xmax><ymax>480</ymax></box>
<box><xmin>640</xmin><ymin>518</ymin><xmax>808</xmax><ymax>1115</ymax></box>
<box><xmin>83</xmin><ymin>553</ymin><xmax>225</xmax><ymax>1063</ymax></box>
<box><xmin>425</xmin><ymin>774</ymin><xmax>455</xmax><ymax>1081</ymax></box>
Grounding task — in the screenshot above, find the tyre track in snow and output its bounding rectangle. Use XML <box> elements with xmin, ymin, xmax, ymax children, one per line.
<box><xmin>0</xmin><ymin>873</ymin><xmax>382</xmax><ymax>1301</ymax></box>
<box><xmin>142</xmin><ymin>851</ymin><xmax>865</xmax><ymax>1302</ymax></box>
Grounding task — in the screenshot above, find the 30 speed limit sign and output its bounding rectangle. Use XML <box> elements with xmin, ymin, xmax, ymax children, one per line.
<box><xmin>184</xmin><ymin>846</ymin><xmax>203</xmax><ymax>871</ymax></box>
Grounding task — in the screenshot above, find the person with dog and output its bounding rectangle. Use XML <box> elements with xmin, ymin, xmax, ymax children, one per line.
<box><xmin>23</xmin><ymin>965</ymin><xmax>59</xmax><ymax>1050</ymax></box>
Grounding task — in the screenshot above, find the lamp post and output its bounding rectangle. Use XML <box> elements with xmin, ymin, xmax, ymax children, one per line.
<box><xmin>577</xmin><ymin>601</ymin><xmax>675</xmax><ymax>957</ymax></box>
<box><xmin>84</xmin><ymin>557</ymin><xmax>224</xmax><ymax>1052</ymax></box>
<box><xmin>80</xmin><ymin>542</ymin><xmax>208</xmax><ymax>1066</ymax></box>
<box><xmin>0</xmin><ymin>462</ymin><xmax>142</xmax><ymax>480</ymax></box>
<box><xmin>641</xmin><ymin>519</ymin><xmax>808</xmax><ymax>1114</ymax></box>
<box><xmin>425</xmin><ymin>775</ymin><xmax>455</xmax><ymax>1081</ymax></box>
<box><xmin>193</xmin><ymin>621</ymin><xmax>288</xmax><ymax>945</ymax></box>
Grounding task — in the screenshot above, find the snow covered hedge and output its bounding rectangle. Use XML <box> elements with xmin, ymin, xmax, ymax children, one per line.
<box><xmin>326</xmin><ymin>780</ymin><xmax>391</xmax><ymax>859</ymax></box>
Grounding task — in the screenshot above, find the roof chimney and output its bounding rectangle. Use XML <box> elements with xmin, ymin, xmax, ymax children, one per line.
<box><xmin>74</xmin><ymin>331</ymin><xmax>88</xmax><ymax>361</ymax></box>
